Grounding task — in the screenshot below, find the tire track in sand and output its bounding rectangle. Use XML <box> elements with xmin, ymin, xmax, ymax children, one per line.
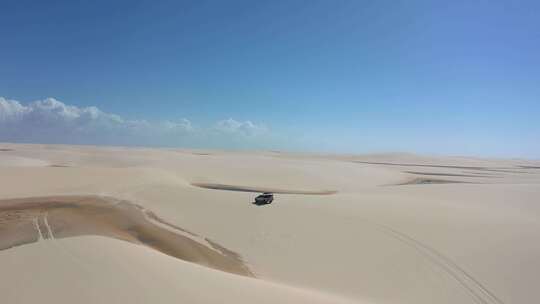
<box><xmin>364</xmin><ymin>220</ymin><xmax>504</xmax><ymax>304</ymax></box>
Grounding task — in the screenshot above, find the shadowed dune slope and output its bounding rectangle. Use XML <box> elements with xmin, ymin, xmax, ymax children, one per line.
<box><xmin>0</xmin><ymin>195</ymin><xmax>252</xmax><ymax>277</ymax></box>
<box><xmin>191</xmin><ymin>182</ymin><xmax>337</xmax><ymax>195</ymax></box>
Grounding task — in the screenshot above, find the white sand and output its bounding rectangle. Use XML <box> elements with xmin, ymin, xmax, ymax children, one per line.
<box><xmin>1</xmin><ymin>143</ymin><xmax>539</xmax><ymax>304</ymax></box>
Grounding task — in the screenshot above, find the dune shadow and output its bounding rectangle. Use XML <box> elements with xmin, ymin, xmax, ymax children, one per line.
<box><xmin>252</xmin><ymin>200</ymin><xmax>271</xmax><ymax>206</ymax></box>
<box><xmin>404</xmin><ymin>171</ymin><xmax>498</xmax><ymax>178</ymax></box>
<box><xmin>392</xmin><ymin>178</ymin><xmax>471</xmax><ymax>186</ymax></box>
<box><xmin>518</xmin><ymin>165</ymin><xmax>540</xmax><ymax>169</ymax></box>
<box><xmin>192</xmin><ymin>182</ymin><xmax>337</xmax><ymax>195</ymax></box>
<box><xmin>0</xmin><ymin>196</ymin><xmax>253</xmax><ymax>277</ymax></box>
<box><xmin>355</xmin><ymin>161</ymin><xmax>535</xmax><ymax>175</ymax></box>
<box><xmin>353</xmin><ymin>161</ymin><xmax>486</xmax><ymax>170</ymax></box>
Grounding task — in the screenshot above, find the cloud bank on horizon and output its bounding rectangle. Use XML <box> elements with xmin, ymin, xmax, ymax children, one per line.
<box><xmin>0</xmin><ymin>97</ymin><xmax>270</xmax><ymax>149</ymax></box>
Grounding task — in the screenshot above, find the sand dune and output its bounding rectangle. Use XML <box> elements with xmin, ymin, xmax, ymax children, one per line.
<box><xmin>0</xmin><ymin>195</ymin><xmax>252</xmax><ymax>277</ymax></box>
<box><xmin>1</xmin><ymin>143</ymin><xmax>540</xmax><ymax>304</ymax></box>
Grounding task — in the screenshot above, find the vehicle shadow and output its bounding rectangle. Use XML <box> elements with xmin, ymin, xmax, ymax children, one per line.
<box><xmin>252</xmin><ymin>200</ymin><xmax>271</xmax><ymax>206</ymax></box>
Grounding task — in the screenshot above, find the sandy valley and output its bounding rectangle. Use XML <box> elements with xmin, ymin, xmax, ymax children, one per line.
<box><xmin>1</xmin><ymin>143</ymin><xmax>539</xmax><ymax>304</ymax></box>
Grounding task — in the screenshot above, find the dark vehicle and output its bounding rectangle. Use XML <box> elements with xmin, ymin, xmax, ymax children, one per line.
<box><xmin>254</xmin><ymin>192</ymin><xmax>274</xmax><ymax>205</ymax></box>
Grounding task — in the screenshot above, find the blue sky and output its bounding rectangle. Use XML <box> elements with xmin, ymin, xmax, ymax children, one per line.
<box><xmin>1</xmin><ymin>0</ymin><xmax>539</xmax><ymax>157</ymax></box>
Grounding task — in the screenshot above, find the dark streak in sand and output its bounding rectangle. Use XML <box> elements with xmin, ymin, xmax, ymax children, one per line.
<box><xmin>392</xmin><ymin>178</ymin><xmax>471</xmax><ymax>186</ymax></box>
<box><xmin>192</xmin><ymin>182</ymin><xmax>337</xmax><ymax>195</ymax></box>
<box><xmin>404</xmin><ymin>171</ymin><xmax>498</xmax><ymax>178</ymax></box>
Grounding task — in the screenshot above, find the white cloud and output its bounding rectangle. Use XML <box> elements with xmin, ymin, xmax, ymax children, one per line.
<box><xmin>0</xmin><ymin>97</ymin><xmax>269</xmax><ymax>148</ymax></box>
<box><xmin>1</xmin><ymin>97</ymin><xmax>128</xmax><ymax>128</ymax></box>
<box><xmin>161</xmin><ymin>119</ymin><xmax>193</xmax><ymax>131</ymax></box>
<box><xmin>0</xmin><ymin>97</ymin><xmax>193</xmax><ymax>143</ymax></box>
<box><xmin>0</xmin><ymin>97</ymin><xmax>27</xmax><ymax>122</ymax></box>
<box><xmin>214</xmin><ymin>118</ymin><xmax>268</xmax><ymax>136</ymax></box>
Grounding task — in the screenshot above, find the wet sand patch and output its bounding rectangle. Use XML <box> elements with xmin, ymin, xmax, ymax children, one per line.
<box><xmin>404</xmin><ymin>171</ymin><xmax>497</xmax><ymax>178</ymax></box>
<box><xmin>354</xmin><ymin>161</ymin><xmax>486</xmax><ymax>170</ymax></box>
<box><xmin>0</xmin><ymin>195</ymin><xmax>252</xmax><ymax>277</ymax></box>
<box><xmin>355</xmin><ymin>161</ymin><xmax>531</xmax><ymax>174</ymax></box>
<box><xmin>192</xmin><ymin>182</ymin><xmax>337</xmax><ymax>195</ymax></box>
<box><xmin>462</xmin><ymin>170</ymin><xmax>502</xmax><ymax>176</ymax></box>
<box><xmin>393</xmin><ymin>178</ymin><xmax>470</xmax><ymax>186</ymax></box>
<box><xmin>480</xmin><ymin>168</ymin><xmax>530</xmax><ymax>174</ymax></box>
<box><xmin>0</xmin><ymin>148</ymin><xmax>14</xmax><ymax>152</ymax></box>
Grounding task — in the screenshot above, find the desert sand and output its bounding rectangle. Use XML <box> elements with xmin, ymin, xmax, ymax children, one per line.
<box><xmin>0</xmin><ymin>143</ymin><xmax>539</xmax><ymax>304</ymax></box>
